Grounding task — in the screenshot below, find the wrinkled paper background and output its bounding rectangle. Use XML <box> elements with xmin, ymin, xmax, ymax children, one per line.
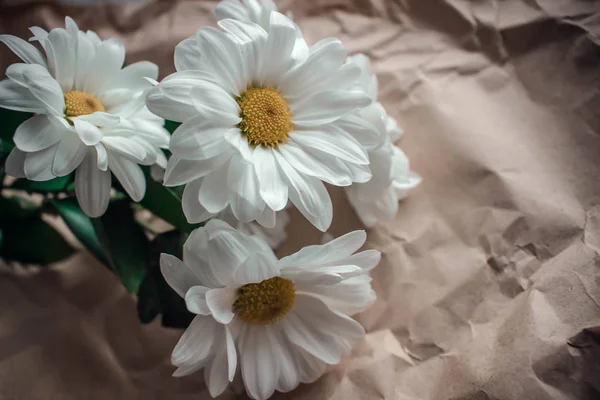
<box><xmin>1</xmin><ymin>0</ymin><xmax>600</xmax><ymax>399</ymax></box>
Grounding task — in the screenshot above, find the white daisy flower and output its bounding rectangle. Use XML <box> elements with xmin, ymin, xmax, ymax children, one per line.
<box><xmin>0</xmin><ymin>17</ymin><xmax>169</xmax><ymax>217</ymax></box>
<box><xmin>160</xmin><ymin>219</ymin><xmax>378</xmax><ymax>399</ymax></box>
<box><xmin>147</xmin><ymin>12</ymin><xmax>378</xmax><ymax>232</ymax></box>
<box><xmin>343</xmin><ymin>54</ymin><xmax>421</xmax><ymax>227</ymax></box>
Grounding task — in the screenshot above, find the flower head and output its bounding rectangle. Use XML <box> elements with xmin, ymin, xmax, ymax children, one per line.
<box><xmin>160</xmin><ymin>219</ymin><xmax>379</xmax><ymax>399</ymax></box>
<box><xmin>0</xmin><ymin>17</ymin><xmax>169</xmax><ymax>217</ymax></box>
<box><xmin>148</xmin><ymin>12</ymin><xmax>379</xmax><ymax>232</ymax></box>
<box><xmin>343</xmin><ymin>54</ymin><xmax>421</xmax><ymax>227</ymax></box>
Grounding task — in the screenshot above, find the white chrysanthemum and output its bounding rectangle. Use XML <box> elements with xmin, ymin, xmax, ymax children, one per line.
<box><xmin>0</xmin><ymin>17</ymin><xmax>169</xmax><ymax>217</ymax></box>
<box><xmin>147</xmin><ymin>12</ymin><xmax>378</xmax><ymax>232</ymax></box>
<box><xmin>343</xmin><ymin>54</ymin><xmax>421</xmax><ymax>227</ymax></box>
<box><xmin>160</xmin><ymin>219</ymin><xmax>378</xmax><ymax>399</ymax></box>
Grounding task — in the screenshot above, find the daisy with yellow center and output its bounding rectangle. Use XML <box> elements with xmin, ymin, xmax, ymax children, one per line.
<box><xmin>148</xmin><ymin>11</ymin><xmax>380</xmax><ymax>232</ymax></box>
<box><xmin>0</xmin><ymin>17</ymin><xmax>170</xmax><ymax>217</ymax></box>
<box><xmin>160</xmin><ymin>219</ymin><xmax>380</xmax><ymax>399</ymax></box>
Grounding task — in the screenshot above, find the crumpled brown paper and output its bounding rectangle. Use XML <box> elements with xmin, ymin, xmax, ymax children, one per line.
<box><xmin>1</xmin><ymin>0</ymin><xmax>600</xmax><ymax>399</ymax></box>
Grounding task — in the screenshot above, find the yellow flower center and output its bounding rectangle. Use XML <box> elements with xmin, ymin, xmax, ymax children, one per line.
<box><xmin>64</xmin><ymin>90</ymin><xmax>105</xmax><ymax>117</ymax></box>
<box><xmin>232</xmin><ymin>277</ymin><xmax>295</xmax><ymax>325</ymax></box>
<box><xmin>237</xmin><ymin>87</ymin><xmax>292</xmax><ymax>147</ymax></box>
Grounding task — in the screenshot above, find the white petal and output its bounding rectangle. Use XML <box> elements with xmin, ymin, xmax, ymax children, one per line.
<box><xmin>46</xmin><ymin>27</ymin><xmax>76</xmax><ymax>92</ymax></box>
<box><xmin>385</xmin><ymin>113</ymin><xmax>404</xmax><ymax>141</ymax></box>
<box><xmin>282</xmin><ymin>295</ymin><xmax>363</xmax><ymax>364</ymax></box>
<box><xmin>274</xmin><ymin>151</ymin><xmax>332</xmax><ymax>232</ymax></box>
<box><xmin>0</xmin><ymin>34</ymin><xmax>47</xmax><ymax>66</ymax></box>
<box><xmin>217</xmin><ymin>19</ymin><xmax>267</xmax><ymax>80</ymax></box>
<box><xmin>13</xmin><ymin>114</ymin><xmax>63</xmax><ymax>152</ymax></box>
<box><xmin>185</xmin><ymin>285</ymin><xmax>211</xmax><ymax>315</ymax></box>
<box><xmin>183</xmin><ymin>228</ymin><xmax>224</xmax><ymax>288</ymax></box>
<box><xmin>74</xmin><ymin>31</ymin><xmax>95</xmax><ymax>90</ymax></box>
<box><xmin>254</xmin><ymin>146</ymin><xmax>288</xmax><ymax>211</ymax></box>
<box><xmin>174</xmin><ymin>36</ymin><xmax>202</xmax><ymax>71</ymax></box>
<box><xmin>95</xmin><ymin>143</ymin><xmax>108</xmax><ymax>171</ymax></box>
<box><xmin>107</xmin><ymin>154</ymin><xmax>146</xmax><ymax>201</ymax></box>
<box><xmin>146</xmin><ymin>70</ymin><xmax>221</xmax><ymax>122</ymax></box>
<box><xmin>207</xmin><ymin>228</ymin><xmax>251</xmax><ymax>284</ymax></box>
<box><xmin>280</xmin><ymin>267</ymin><xmax>356</xmax><ymax>287</ymax></box>
<box><xmin>290</xmin><ymin>128</ymin><xmax>369</xmax><ymax>165</ymax></box>
<box><xmin>195</xmin><ymin>27</ymin><xmax>245</xmax><ymax>95</ymax></box>
<box><xmin>101</xmin><ymin>136</ymin><xmax>147</xmax><ymax>164</ymax></box>
<box><xmin>73</xmin><ymin>118</ymin><xmax>104</xmax><ymax>146</ymax></box>
<box><xmin>160</xmin><ymin>253</ymin><xmax>200</xmax><ymax>297</ymax></box>
<box><xmin>257</xmin><ymin>12</ymin><xmax>296</xmax><ymax>85</ymax></box>
<box><xmin>52</xmin><ymin>134</ymin><xmax>87</xmax><ymax>177</ymax></box>
<box><xmin>279</xmin><ymin>38</ymin><xmax>347</xmax><ymax>98</ymax></box>
<box><xmin>206</xmin><ymin>340</ymin><xmax>231</xmax><ymax>397</ymax></box>
<box><xmin>291</xmin><ymin>347</ymin><xmax>326</xmax><ymax>384</ymax></box>
<box><xmin>233</xmin><ymin>250</ymin><xmax>280</xmax><ymax>284</ymax></box>
<box><xmin>296</xmin><ymin>275</ymin><xmax>376</xmax><ymax>315</ymax></box>
<box><xmin>225</xmin><ymin>326</ymin><xmax>237</xmax><ymax>381</ymax></box>
<box><xmin>271</xmin><ymin>325</ymin><xmax>299</xmax><ymax>392</ymax></box>
<box><xmin>241</xmin><ymin>326</ymin><xmax>279</xmax><ymax>400</ymax></box>
<box><xmin>349</xmin><ymin>53</ymin><xmax>378</xmax><ymax>99</ymax></box>
<box><xmin>75</xmin><ymin>150</ymin><xmax>111</xmax><ymax>218</ymax></box>
<box><xmin>227</xmin><ymin>157</ymin><xmax>261</xmax><ymax>206</ymax></box>
<box><xmin>76</xmin><ymin>112</ymin><xmax>121</xmax><ymax>128</ymax></box>
<box><xmin>199</xmin><ymin>165</ymin><xmax>230</xmax><ymax>213</ymax></box>
<box><xmin>336</xmin><ymin>113</ymin><xmax>382</xmax><ymax>150</ymax></box>
<box><xmin>24</xmin><ymin>145</ymin><xmax>58</xmax><ymax>181</ymax></box>
<box><xmin>103</xmin><ymin>61</ymin><xmax>158</xmax><ymax>92</ymax></box>
<box><xmin>278</xmin><ymin>142</ymin><xmax>352</xmax><ymax>187</ymax></box>
<box><xmin>131</xmin><ymin>120</ymin><xmax>170</xmax><ymax>149</ymax></box>
<box><xmin>82</xmin><ymin>38</ymin><xmax>125</xmax><ymax>95</ymax></box>
<box><xmin>336</xmin><ymin>249</ymin><xmax>381</xmax><ymax>271</ymax></box>
<box><xmin>170</xmin><ymin>115</ymin><xmax>230</xmax><ymax>160</ymax></box>
<box><xmin>278</xmin><ymin>230</ymin><xmax>367</xmax><ymax>269</ymax></box>
<box><xmin>4</xmin><ymin>147</ymin><xmax>27</xmax><ymax>178</ymax></box>
<box><xmin>346</xmin><ymin>162</ymin><xmax>373</xmax><ymax>184</ymax></box>
<box><xmin>224</xmin><ymin>128</ymin><xmax>253</xmax><ymax>163</ymax></box>
<box><xmin>16</xmin><ymin>64</ymin><xmax>64</xmax><ymax>115</ymax></box>
<box><xmin>255</xmin><ymin>206</ymin><xmax>277</xmax><ymax>230</ymax></box>
<box><xmin>205</xmin><ymin>287</ymin><xmax>236</xmax><ymax>324</ymax></box>
<box><xmin>0</xmin><ymin>78</ymin><xmax>46</xmax><ymax>113</ymax></box>
<box><xmin>214</xmin><ymin>0</ymin><xmax>251</xmax><ymax>21</ymax></box>
<box><xmin>189</xmin><ymin>80</ymin><xmax>240</xmax><ymax>119</ymax></box>
<box><xmin>171</xmin><ymin>315</ymin><xmax>219</xmax><ymax>366</ymax></box>
<box><xmin>321</xmin><ymin>61</ymin><xmax>362</xmax><ymax>92</ymax></box>
<box><xmin>182</xmin><ymin>178</ymin><xmax>215</xmax><ymax>224</ymax></box>
<box><xmin>229</xmin><ymin>193</ymin><xmax>263</xmax><ymax>223</ymax></box>
<box><xmin>163</xmin><ymin>153</ymin><xmax>230</xmax><ymax>187</ymax></box>
<box><xmin>291</xmin><ymin>90</ymin><xmax>371</xmax><ymax>126</ymax></box>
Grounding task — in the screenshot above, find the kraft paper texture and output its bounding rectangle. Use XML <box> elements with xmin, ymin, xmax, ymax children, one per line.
<box><xmin>1</xmin><ymin>0</ymin><xmax>599</xmax><ymax>399</ymax></box>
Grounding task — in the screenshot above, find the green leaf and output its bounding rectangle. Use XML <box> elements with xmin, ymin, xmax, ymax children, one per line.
<box><xmin>139</xmin><ymin>168</ymin><xmax>197</xmax><ymax>232</ymax></box>
<box><xmin>11</xmin><ymin>175</ymin><xmax>72</xmax><ymax>193</ymax></box>
<box><xmin>137</xmin><ymin>229</ymin><xmax>194</xmax><ymax>328</ymax></box>
<box><xmin>97</xmin><ymin>199</ymin><xmax>149</xmax><ymax>294</ymax></box>
<box><xmin>51</xmin><ymin>197</ymin><xmax>109</xmax><ymax>266</ymax></box>
<box><xmin>1</xmin><ymin>216</ymin><xmax>75</xmax><ymax>265</ymax></box>
<box><xmin>0</xmin><ymin>108</ymin><xmax>32</xmax><ymax>142</ymax></box>
<box><xmin>0</xmin><ymin>196</ymin><xmax>38</xmax><ymax>222</ymax></box>
<box><xmin>164</xmin><ymin>120</ymin><xmax>181</xmax><ymax>134</ymax></box>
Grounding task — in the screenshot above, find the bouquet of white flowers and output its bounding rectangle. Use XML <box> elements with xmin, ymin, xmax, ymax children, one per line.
<box><xmin>0</xmin><ymin>1</ymin><xmax>419</xmax><ymax>399</ymax></box>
